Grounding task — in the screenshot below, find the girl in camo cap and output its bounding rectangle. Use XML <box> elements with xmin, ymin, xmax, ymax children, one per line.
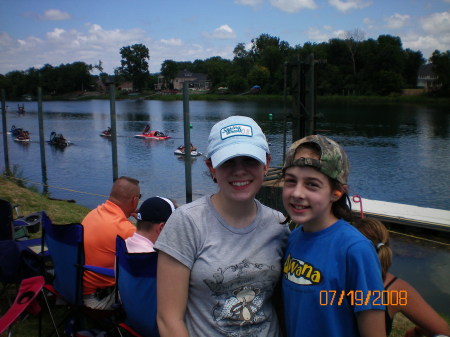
<box><xmin>281</xmin><ymin>134</ymin><xmax>386</xmax><ymax>337</ymax></box>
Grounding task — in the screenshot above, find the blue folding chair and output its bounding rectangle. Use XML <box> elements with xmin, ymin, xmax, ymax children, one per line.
<box><xmin>42</xmin><ymin>221</ymin><xmax>115</xmax><ymax>336</ymax></box>
<box><xmin>42</xmin><ymin>222</ymin><xmax>85</xmax><ymax>307</ymax></box>
<box><xmin>115</xmin><ymin>236</ymin><xmax>159</xmax><ymax>337</ymax></box>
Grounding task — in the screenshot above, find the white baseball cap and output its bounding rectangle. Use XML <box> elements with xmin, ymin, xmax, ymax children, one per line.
<box><xmin>206</xmin><ymin>116</ymin><xmax>269</xmax><ymax>168</ymax></box>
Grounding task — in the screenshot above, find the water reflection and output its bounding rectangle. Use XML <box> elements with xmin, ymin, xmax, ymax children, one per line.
<box><xmin>390</xmin><ymin>232</ymin><xmax>450</xmax><ymax>315</ymax></box>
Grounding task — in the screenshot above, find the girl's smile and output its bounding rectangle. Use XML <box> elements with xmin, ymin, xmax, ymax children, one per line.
<box><xmin>282</xmin><ymin>148</ymin><xmax>339</xmax><ymax>232</ymax></box>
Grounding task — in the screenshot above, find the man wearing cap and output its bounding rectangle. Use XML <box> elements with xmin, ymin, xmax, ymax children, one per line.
<box><xmin>126</xmin><ymin>196</ymin><xmax>176</xmax><ymax>253</ymax></box>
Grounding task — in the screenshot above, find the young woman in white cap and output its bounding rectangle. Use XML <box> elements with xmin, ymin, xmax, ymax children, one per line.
<box><xmin>281</xmin><ymin>134</ymin><xmax>385</xmax><ymax>337</ymax></box>
<box><xmin>155</xmin><ymin>116</ymin><xmax>290</xmax><ymax>337</ymax></box>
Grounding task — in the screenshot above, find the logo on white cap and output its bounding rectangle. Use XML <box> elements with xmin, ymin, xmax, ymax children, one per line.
<box><xmin>220</xmin><ymin>124</ymin><xmax>253</xmax><ymax>140</ymax></box>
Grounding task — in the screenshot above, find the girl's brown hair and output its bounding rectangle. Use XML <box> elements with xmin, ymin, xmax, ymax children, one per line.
<box><xmin>352</xmin><ymin>217</ymin><xmax>393</xmax><ymax>280</ymax></box>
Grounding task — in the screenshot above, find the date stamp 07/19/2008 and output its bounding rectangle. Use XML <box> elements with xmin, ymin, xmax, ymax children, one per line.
<box><xmin>319</xmin><ymin>290</ymin><xmax>408</xmax><ymax>306</ymax></box>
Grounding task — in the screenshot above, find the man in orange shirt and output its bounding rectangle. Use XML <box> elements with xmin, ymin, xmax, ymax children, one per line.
<box><xmin>82</xmin><ymin>176</ymin><xmax>140</xmax><ymax>310</ymax></box>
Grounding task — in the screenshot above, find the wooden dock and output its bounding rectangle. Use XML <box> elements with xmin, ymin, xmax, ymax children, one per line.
<box><xmin>350</xmin><ymin>198</ymin><xmax>450</xmax><ymax>233</ymax></box>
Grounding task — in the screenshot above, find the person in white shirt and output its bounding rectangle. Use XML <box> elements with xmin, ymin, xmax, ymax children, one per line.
<box><xmin>125</xmin><ymin>196</ymin><xmax>176</xmax><ymax>253</ymax></box>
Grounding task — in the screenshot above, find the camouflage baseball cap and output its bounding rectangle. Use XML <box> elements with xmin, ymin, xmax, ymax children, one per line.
<box><xmin>283</xmin><ymin>134</ymin><xmax>349</xmax><ymax>184</ymax></box>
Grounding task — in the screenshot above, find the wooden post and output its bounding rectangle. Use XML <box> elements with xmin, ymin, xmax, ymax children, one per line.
<box><xmin>109</xmin><ymin>80</ymin><xmax>118</xmax><ymax>181</ymax></box>
<box><xmin>37</xmin><ymin>87</ymin><xmax>48</xmax><ymax>194</ymax></box>
<box><xmin>183</xmin><ymin>82</ymin><xmax>192</xmax><ymax>203</ymax></box>
<box><xmin>1</xmin><ymin>89</ymin><xmax>10</xmax><ymax>174</ymax></box>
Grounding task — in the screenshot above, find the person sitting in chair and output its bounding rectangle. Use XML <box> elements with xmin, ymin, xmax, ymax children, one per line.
<box><xmin>126</xmin><ymin>196</ymin><xmax>176</xmax><ymax>253</ymax></box>
<box><xmin>82</xmin><ymin>176</ymin><xmax>140</xmax><ymax>310</ymax></box>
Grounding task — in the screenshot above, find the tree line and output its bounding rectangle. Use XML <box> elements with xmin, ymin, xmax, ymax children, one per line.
<box><xmin>1</xmin><ymin>32</ymin><xmax>449</xmax><ymax>99</ymax></box>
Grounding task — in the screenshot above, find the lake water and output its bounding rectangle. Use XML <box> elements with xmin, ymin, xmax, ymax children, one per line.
<box><xmin>1</xmin><ymin>99</ymin><xmax>450</xmax><ymax>315</ymax></box>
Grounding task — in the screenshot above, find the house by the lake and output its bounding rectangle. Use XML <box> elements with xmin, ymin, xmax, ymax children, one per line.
<box><xmin>417</xmin><ymin>64</ymin><xmax>440</xmax><ymax>91</ymax></box>
<box><xmin>154</xmin><ymin>70</ymin><xmax>211</xmax><ymax>91</ymax></box>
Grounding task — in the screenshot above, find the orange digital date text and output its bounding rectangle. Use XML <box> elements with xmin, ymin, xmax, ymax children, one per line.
<box><xmin>319</xmin><ymin>290</ymin><xmax>408</xmax><ymax>306</ymax></box>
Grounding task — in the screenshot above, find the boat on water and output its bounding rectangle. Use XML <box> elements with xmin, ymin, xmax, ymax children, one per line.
<box><xmin>10</xmin><ymin>125</ymin><xmax>24</xmax><ymax>136</ymax></box>
<box><xmin>48</xmin><ymin>131</ymin><xmax>70</xmax><ymax>147</ymax></box>
<box><xmin>174</xmin><ymin>144</ymin><xmax>202</xmax><ymax>157</ymax></box>
<box><xmin>134</xmin><ymin>130</ymin><xmax>170</xmax><ymax>140</ymax></box>
<box><xmin>100</xmin><ymin>127</ymin><xmax>112</xmax><ymax>137</ymax></box>
<box><xmin>14</xmin><ymin>130</ymin><xmax>30</xmax><ymax>143</ymax></box>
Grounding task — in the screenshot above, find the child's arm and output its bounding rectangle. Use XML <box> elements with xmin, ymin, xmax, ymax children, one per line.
<box><xmin>356</xmin><ymin>309</ymin><xmax>386</xmax><ymax>337</ymax></box>
<box><xmin>391</xmin><ymin>279</ymin><xmax>450</xmax><ymax>337</ymax></box>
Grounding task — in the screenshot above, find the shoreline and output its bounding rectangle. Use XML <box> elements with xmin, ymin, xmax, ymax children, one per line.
<box><xmin>7</xmin><ymin>92</ymin><xmax>450</xmax><ymax>106</ymax></box>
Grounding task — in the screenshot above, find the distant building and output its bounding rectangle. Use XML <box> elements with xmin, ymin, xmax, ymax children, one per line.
<box><xmin>118</xmin><ymin>81</ymin><xmax>134</xmax><ymax>92</ymax></box>
<box><xmin>417</xmin><ymin>64</ymin><xmax>440</xmax><ymax>91</ymax></box>
<box><xmin>173</xmin><ymin>70</ymin><xmax>211</xmax><ymax>91</ymax></box>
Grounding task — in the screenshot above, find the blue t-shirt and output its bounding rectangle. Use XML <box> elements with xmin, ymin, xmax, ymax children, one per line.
<box><xmin>282</xmin><ymin>219</ymin><xmax>385</xmax><ymax>337</ymax></box>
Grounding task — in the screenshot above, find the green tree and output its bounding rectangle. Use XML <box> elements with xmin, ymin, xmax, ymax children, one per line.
<box><xmin>227</xmin><ymin>74</ymin><xmax>248</xmax><ymax>94</ymax></box>
<box><xmin>403</xmin><ymin>49</ymin><xmax>425</xmax><ymax>87</ymax></box>
<box><xmin>120</xmin><ymin>43</ymin><xmax>150</xmax><ymax>91</ymax></box>
<box><xmin>342</xmin><ymin>29</ymin><xmax>365</xmax><ymax>77</ymax></box>
<box><xmin>248</xmin><ymin>65</ymin><xmax>270</xmax><ymax>89</ymax></box>
<box><xmin>430</xmin><ymin>50</ymin><xmax>450</xmax><ymax>96</ymax></box>
<box><xmin>373</xmin><ymin>70</ymin><xmax>404</xmax><ymax>95</ymax></box>
<box><xmin>232</xmin><ymin>43</ymin><xmax>252</xmax><ymax>79</ymax></box>
<box><xmin>249</xmin><ymin>34</ymin><xmax>290</xmax><ymax>93</ymax></box>
<box><xmin>203</xmin><ymin>56</ymin><xmax>232</xmax><ymax>87</ymax></box>
<box><xmin>160</xmin><ymin>60</ymin><xmax>178</xmax><ymax>89</ymax></box>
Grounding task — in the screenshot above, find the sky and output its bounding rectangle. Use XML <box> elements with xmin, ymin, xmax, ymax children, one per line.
<box><xmin>1</xmin><ymin>0</ymin><xmax>449</xmax><ymax>75</ymax></box>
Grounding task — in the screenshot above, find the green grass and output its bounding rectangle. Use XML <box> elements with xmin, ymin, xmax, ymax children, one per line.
<box><xmin>0</xmin><ymin>175</ymin><xmax>90</xmax><ymax>226</ymax></box>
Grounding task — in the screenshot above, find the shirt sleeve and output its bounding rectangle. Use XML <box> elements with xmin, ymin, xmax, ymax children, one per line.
<box><xmin>346</xmin><ymin>240</ymin><xmax>385</xmax><ymax>313</ymax></box>
<box><xmin>154</xmin><ymin>207</ymin><xmax>202</xmax><ymax>270</ymax></box>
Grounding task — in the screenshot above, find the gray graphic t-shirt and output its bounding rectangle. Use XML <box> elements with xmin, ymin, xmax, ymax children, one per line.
<box><xmin>155</xmin><ymin>195</ymin><xmax>290</xmax><ymax>337</ymax></box>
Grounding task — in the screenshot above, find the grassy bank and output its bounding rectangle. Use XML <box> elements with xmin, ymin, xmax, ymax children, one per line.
<box><xmin>1</xmin><ymin>176</ymin><xmax>448</xmax><ymax>336</ymax></box>
<box><xmin>0</xmin><ymin>175</ymin><xmax>90</xmax><ymax>225</ymax></box>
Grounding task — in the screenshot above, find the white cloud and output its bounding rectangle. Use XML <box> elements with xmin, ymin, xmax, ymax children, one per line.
<box><xmin>307</xmin><ymin>26</ymin><xmax>343</xmax><ymax>42</ymax></box>
<box><xmin>270</xmin><ymin>0</ymin><xmax>317</xmax><ymax>13</ymax></box>
<box><xmin>40</xmin><ymin>9</ymin><xmax>71</xmax><ymax>21</ymax></box>
<box><xmin>384</xmin><ymin>13</ymin><xmax>410</xmax><ymax>29</ymax></box>
<box><xmin>0</xmin><ymin>32</ymin><xmax>15</xmax><ymax>49</ymax></box>
<box><xmin>235</xmin><ymin>0</ymin><xmax>264</xmax><ymax>5</ymax></box>
<box><xmin>47</xmin><ymin>28</ymin><xmax>66</xmax><ymax>40</ymax></box>
<box><xmin>0</xmin><ymin>24</ymin><xmax>150</xmax><ymax>74</ymax></box>
<box><xmin>399</xmin><ymin>10</ymin><xmax>450</xmax><ymax>56</ymax></box>
<box><xmin>205</xmin><ymin>24</ymin><xmax>237</xmax><ymax>39</ymax></box>
<box><xmin>160</xmin><ymin>38</ymin><xmax>183</xmax><ymax>46</ymax></box>
<box><xmin>421</xmin><ymin>10</ymin><xmax>450</xmax><ymax>35</ymax></box>
<box><xmin>328</xmin><ymin>0</ymin><xmax>371</xmax><ymax>12</ymax></box>
<box><xmin>402</xmin><ymin>32</ymin><xmax>449</xmax><ymax>58</ymax></box>
<box><xmin>363</xmin><ymin>17</ymin><xmax>375</xmax><ymax>29</ymax></box>
<box><xmin>0</xmin><ymin>23</ymin><xmax>237</xmax><ymax>74</ymax></box>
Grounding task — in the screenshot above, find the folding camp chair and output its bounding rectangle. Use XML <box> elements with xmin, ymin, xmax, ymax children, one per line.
<box><xmin>42</xmin><ymin>220</ymin><xmax>116</xmax><ymax>336</ymax></box>
<box><xmin>0</xmin><ymin>275</ymin><xmax>58</xmax><ymax>337</ymax></box>
<box><xmin>115</xmin><ymin>236</ymin><xmax>159</xmax><ymax>337</ymax></box>
<box><xmin>0</xmin><ymin>198</ymin><xmax>46</xmax><ymax>252</ymax></box>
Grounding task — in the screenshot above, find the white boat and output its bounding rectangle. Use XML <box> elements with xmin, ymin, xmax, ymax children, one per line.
<box><xmin>174</xmin><ymin>146</ymin><xmax>202</xmax><ymax>157</ymax></box>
